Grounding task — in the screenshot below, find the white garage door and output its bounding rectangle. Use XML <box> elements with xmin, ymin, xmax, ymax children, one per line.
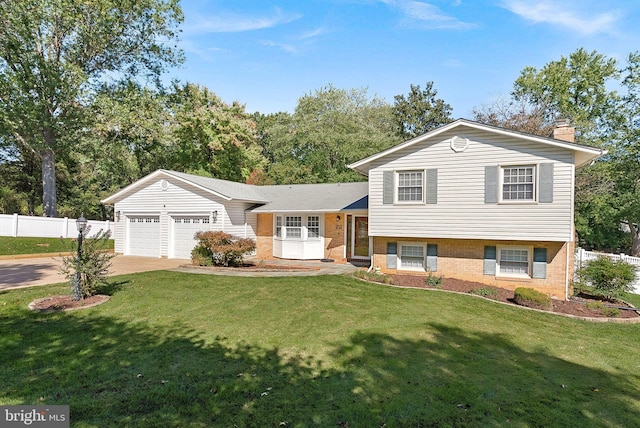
<box><xmin>126</xmin><ymin>216</ymin><xmax>161</xmax><ymax>257</ymax></box>
<box><xmin>171</xmin><ymin>216</ymin><xmax>210</xmax><ymax>259</ymax></box>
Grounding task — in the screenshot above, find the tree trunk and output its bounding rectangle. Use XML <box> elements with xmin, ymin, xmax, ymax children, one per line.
<box><xmin>41</xmin><ymin>147</ymin><xmax>57</xmax><ymax>217</ymax></box>
<box><xmin>631</xmin><ymin>223</ymin><xmax>640</xmax><ymax>257</ymax></box>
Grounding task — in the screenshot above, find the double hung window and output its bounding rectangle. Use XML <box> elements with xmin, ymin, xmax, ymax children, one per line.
<box><xmin>397</xmin><ymin>171</ymin><xmax>423</xmax><ymax>202</ymax></box>
<box><xmin>285</xmin><ymin>216</ymin><xmax>302</xmax><ymax>239</ymax></box>
<box><xmin>399</xmin><ymin>244</ymin><xmax>425</xmax><ymax>270</ymax></box>
<box><xmin>502</xmin><ymin>165</ymin><xmax>535</xmax><ymax>201</ymax></box>
<box><xmin>498</xmin><ymin>247</ymin><xmax>530</xmax><ymax>277</ymax></box>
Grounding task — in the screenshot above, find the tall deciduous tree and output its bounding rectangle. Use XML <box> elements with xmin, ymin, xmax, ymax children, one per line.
<box><xmin>393</xmin><ymin>82</ymin><xmax>453</xmax><ymax>139</ymax></box>
<box><xmin>167</xmin><ymin>83</ymin><xmax>266</xmax><ymax>182</ymax></box>
<box><xmin>258</xmin><ymin>86</ymin><xmax>399</xmax><ymax>184</ymax></box>
<box><xmin>472</xmin><ymin>97</ymin><xmax>554</xmax><ymax>137</ymax></box>
<box><xmin>512</xmin><ymin>48</ymin><xmax>619</xmax><ymax>145</ymax></box>
<box><xmin>0</xmin><ymin>0</ymin><xmax>183</xmax><ymax>216</ymax></box>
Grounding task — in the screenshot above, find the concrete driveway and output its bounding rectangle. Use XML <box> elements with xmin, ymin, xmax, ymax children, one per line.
<box><xmin>0</xmin><ymin>255</ymin><xmax>188</xmax><ymax>291</ymax></box>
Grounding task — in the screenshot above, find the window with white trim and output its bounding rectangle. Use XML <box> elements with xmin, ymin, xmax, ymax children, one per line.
<box><xmin>399</xmin><ymin>243</ymin><xmax>425</xmax><ymax>270</ymax></box>
<box><xmin>307</xmin><ymin>216</ymin><xmax>320</xmax><ymax>238</ymax></box>
<box><xmin>285</xmin><ymin>216</ymin><xmax>302</xmax><ymax>239</ymax></box>
<box><xmin>502</xmin><ymin>165</ymin><xmax>535</xmax><ymax>201</ymax></box>
<box><xmin>397</xmin><ymin>171</ymin><xmax>423</xmax><ymax>202</ymax></box>
<box><xmin>275</xmin><ymin>216</ymin><xmax>282</xmax><ymax>238</ymax></box>
<box><xmin>497</xmin><ymin>247</ymin><xmax>530</xmax><ymax>277</ymax></box>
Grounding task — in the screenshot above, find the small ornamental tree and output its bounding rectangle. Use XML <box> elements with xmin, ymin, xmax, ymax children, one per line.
<box><xmin>575</xmin><ymin>257</ymin><xmax>636</xmax><ymax>302</ymax></box>
<box><xmin>59</xmin><ymin>229</ymin><xmax>115</xmax><ymax>299</ymax></box>
<box><xmin>191</xmin><ymin>231</ymin><xmax>256</xmax><ymax>267</ymax></box>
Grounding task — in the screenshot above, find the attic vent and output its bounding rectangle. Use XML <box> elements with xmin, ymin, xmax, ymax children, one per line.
<box><xmin>450</xmin><ymin>136</ymin><xmax>469</xmax><ymax>152</ymax></box>
<box><xmin>160</xmin><ymin>179</ymin><xmax>169</xmax><ymax>191</ymax></box>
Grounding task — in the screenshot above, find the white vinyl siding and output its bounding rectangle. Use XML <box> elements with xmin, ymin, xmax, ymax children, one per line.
<box><xmin>113</xmin><ymin>176</ymin><xmax>257</xmax><ymax>258</ymax></box>
<box><xmin>367</xmin><ymin>126</ymin><xmax>575</xmax><ymax>241</ymax></box>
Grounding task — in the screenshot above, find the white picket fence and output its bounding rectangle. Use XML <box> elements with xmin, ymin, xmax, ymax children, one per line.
<box><xmin>0</xmin><ymin>214</ymin><xmax>114</xmax><ymax>239</ymax></box>
<box><xmin>575</xmin><ymin>248</ymin><xmax>640</xmax><ymax>294</ymax></box>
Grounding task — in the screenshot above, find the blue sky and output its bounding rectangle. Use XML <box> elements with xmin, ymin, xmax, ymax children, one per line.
<box><xmin>170</xmin><ymin>0</ymin><xmax>640</xmax><ymax>118</ymax></box>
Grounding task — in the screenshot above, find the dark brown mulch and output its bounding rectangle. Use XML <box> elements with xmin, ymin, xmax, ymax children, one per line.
<box><xmin>189</xmin><ymin>262</ymin><xmax>320</xmax><ymax>272</ymax></box>
<box><xmin>29</xmin><ymin>295</ymin><xmax>110</xmax><ymax>312</ymax></box>
<box><xmin>390</xmin><ymin>275</ymin><xmax>640</xmax><ymax>320</ymax></box>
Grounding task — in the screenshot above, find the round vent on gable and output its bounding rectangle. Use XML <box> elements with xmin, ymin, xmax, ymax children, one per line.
<box><xmin>450</xmin><ymin>136</ymin><xmax>469</xmax><ymax>152</ymax></box>
<box><xmin>160</xmin><ymin>179</ymin><xmax>169</xmax><ymax>191</ymax></box>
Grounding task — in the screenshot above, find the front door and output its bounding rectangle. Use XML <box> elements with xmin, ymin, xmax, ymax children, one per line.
<box><xmin>353</xmin><ymin>216</ymin><xmax>369</xmax><ymax>258</ymax></box>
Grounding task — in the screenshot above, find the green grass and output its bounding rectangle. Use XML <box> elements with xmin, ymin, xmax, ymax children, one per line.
<box><xmin>0</xmin><ymin>236</ymin><xmax>113</xmax><ymax>256</ymax></box>
<box><xmin>1</xmin><ymin>272</ymin><xmax>639</xmax><ymax>427</ymax></box>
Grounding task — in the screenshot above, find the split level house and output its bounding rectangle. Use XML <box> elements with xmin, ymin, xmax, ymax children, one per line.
<box><xmin>102</xmin><ymin>119</ymin><xmax>604</xmax><ymax>300</ymax></box>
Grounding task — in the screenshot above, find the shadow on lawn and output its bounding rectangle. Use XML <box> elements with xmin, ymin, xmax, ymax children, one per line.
<box><xmin>1</xmin><ymin>312</ymin><xmax>638</xmax><ymax>427</ymax></box>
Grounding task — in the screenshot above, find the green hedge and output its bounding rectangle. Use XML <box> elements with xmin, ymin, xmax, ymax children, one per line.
<box><xmin>513</xmin><ymin>287</ymin><xmax>553</xmax><ymax>310</ymax></box>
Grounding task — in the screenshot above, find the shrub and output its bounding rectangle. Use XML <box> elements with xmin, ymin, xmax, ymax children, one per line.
<box><xmin>585</xmin><ymin>301</ymin><xmax>621</xmax><ymax>317</ymax></box>
<box><xmin>471</xmin><ymin>287</ymin><xmax>499</xmax><ymax>299</ymax></box>
<box><xmin>353</xmin><ymin>269</ymin><xmax>393</xmax><ymax>284</ymax></box>
<box><xmin>513</xmin><ymin>287</ymin><xmax>553</xmax><ymax>310</ymax></box>
<box><xmin>191</xmin><ymin>231</ymin><xmax>256</xmax><ymax>267</ymax></box>
<box><xmin>425</xmin><ymin>274</ymin><xmax>443</xmax><ymax>288</ymax></box>
<box><xmin>575</xmin><ymin>257</ymin><xmax>636</xmax><ymax>302</ymax></box>
<box><xmin>59</xmin><ymin>230</ymin><xmax>115</xmax><ymax>300</ymax></box>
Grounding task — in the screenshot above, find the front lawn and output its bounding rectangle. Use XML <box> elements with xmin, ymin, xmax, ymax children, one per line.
<box><xmin>1</xmin><ymin>272</ymin><xmax>639</xmax><ymax>427</ymax></box>
<box><xmin>0</xmin><ymin>236</ymin><xmax>113</xmax><ymax>256</ymax></box>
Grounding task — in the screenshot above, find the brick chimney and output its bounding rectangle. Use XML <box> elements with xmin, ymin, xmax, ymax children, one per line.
<box><xmin>552</xmin><ymin>119</ymin><xmax>575</xmax><ymax>143</ymax></box>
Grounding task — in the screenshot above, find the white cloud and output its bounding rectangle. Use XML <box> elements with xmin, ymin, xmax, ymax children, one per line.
<box><xmin>382</xmin><ymin>0</ymin><xmax>476</xmax><ymax>30</ymax></box>
<box><xmin>188</xmin><ymin>7</ymin><xmax>301</xmax><ymax>34</ymax></box>
<box><xmin>501</xmin><ymin>0</ymin><xmax>620</xmax><ymax>35</ymax></box>
<box><xmin>260</xmin><ymin>40</ymin><xmax>299</xmax><ymax>54</ymax></box>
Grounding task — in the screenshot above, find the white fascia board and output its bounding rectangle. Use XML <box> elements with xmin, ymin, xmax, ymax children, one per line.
<box><xmin>101</xmin><ymin>169</ymin><xmax>234</xmax><ymax>205</ymax></box>
<box><xmin>348</xmin><ymin>119</ymin><xmax>605</xmax><ymax>172</ymax></box>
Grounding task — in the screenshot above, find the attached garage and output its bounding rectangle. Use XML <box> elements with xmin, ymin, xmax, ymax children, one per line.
<box><xmin>102</xmin><ymin>170</ymin><xmax>268</xmax><ymax>259</ymax></box>
<box><xmin>170</xmin><ymin>215</ymin><xmax>211</xmax><ymax>259</ymax></box>
<box><xmin>126</xmin><ymin>216</ymin><xmax>161</xmax><ymax>257</ymax></box>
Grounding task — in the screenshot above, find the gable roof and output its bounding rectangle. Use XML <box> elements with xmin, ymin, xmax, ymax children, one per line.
<box><xmin>348</xmin><ymin>118</ymin><xmax>605</xmax><ymax>175</ymax></box>
<box><xmin>101</xmin><ymin>169</ymin><xmax>369</xmax><ymax>212</ymax></box>
<box><xmin>249</xmin><ymin>182</ymin><xmax>368</xmax><ymax>213</ymax></box>
<box><xmin>101</xmin><ymin>169</ymin><xmax>270</xmax><ymax>205</ymax></box>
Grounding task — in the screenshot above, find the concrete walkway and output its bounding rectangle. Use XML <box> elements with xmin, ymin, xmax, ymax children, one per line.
<box><xmin>0</xmin><ymin>255</ymin><xmax>188</xmax><ymax>291</ymax></box>
<box><xmin>0</xmin><ymin>255</ymin><xmax>363</xmax><ymax>291</ymax></box>
<box><xmin>174</xmin><ymin>257</ymin><xmax>362</xmax><ymax>277</ymax></box>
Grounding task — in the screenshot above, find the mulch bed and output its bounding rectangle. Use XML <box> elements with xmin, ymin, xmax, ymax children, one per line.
<box><xmin>390</xmin><ymin>275</ymin><xmax>640</xmax><ymax>320</ymax></box>
<box><xmin>29</xmin><ymin>295</ymin><xmax>110</xmax><ymax>312</ymax></box>
<box><xmin>188</xmin><ymin>262</ymin><xmax>320</xmax><ymax>272</ymax></box>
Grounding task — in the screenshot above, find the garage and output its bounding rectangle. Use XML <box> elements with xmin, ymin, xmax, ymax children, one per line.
<box><xmin>126</xmin><ymin>216</ymin><xmax>160</xmax><ymax>257</ymax></box>
<box><xmin>170</xmin><ymin>216</ymin><xmax>211</xmax><ymax>259</ymax></box>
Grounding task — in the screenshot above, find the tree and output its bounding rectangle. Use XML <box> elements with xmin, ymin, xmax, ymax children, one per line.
<box><xmin>471</xmin><ymin>97</ymin><xmax>554</xmax><ymax>137</ymax></box>
<box><xmin>259</xmin><ymin>85</ymin><xmax>399</xmax><ymax>184</ymax></box>
<box><xmin>512</xmin><ymin>48</ymin><xmax>619</xmax><ymax>145</ymax></box>
<box><xmin>0</xmin><ymin>0</ymin><xmax>183</xmax><ymax>216</ymax></box>
<box><xmin>167</xmin><ymin>83</ymin><xmax>266</xmax><ymax>182</ymax></box>
<box><xmin>393</xmin><ymin>82</ymin><xmax>453</xmax><ymax>139</ymax></box>
<box><xmin>605</xmin><ymin>51</ymin><xmax>640</xmax><ymax>255</ymax></box>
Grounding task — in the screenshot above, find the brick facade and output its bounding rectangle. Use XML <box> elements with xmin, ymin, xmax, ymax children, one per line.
<box><xmin>255</xmin><ymin>213</ymin><xmax>274</xmax><ymax>259</ymax></box>
<box><xmin>373</xmin><ymin>237</ymin><xmax>572</xmax><ymax>299</ymax></box>
<box><xmin>324</xmin><ymin>213</ymin><xmax>346</xmax><ymax>262</ymax></box>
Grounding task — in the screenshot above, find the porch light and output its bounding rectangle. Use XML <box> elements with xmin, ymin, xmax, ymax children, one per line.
<box><xmin>115</xmin><ymin>211</ymin><xmax>121</xmax><ymax>222</ymax></box>
<box><xmin>73</xmin><ymin>214</ymin><xmax>88</xmax><ymax>301</ymax></box>
<box><xmin>76</xmin><ymin>214</ymin><xmax>88</xmax><ymax>234</ymax></box>
<box><xmin>336</xmin><ymin>214</ymin><xmax>341</xmax><ymax>222</ymax></box>
<box><xmin>212</xmin><ymin>210</ymin><xmax>218</xmax><ymax>223</ymax></box>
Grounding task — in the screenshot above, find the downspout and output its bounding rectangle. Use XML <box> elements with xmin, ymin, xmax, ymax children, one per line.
<box><xmin>566</xmin><ymin>161</ymin><xmax>576</xmax><ymax>300</ymax></box>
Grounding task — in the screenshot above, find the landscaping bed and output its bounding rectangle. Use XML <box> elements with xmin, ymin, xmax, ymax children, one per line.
<box><xmin>390</xmin><ymin>275</ymin><xmax>640</xmax><ymax>319</ymax></box>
